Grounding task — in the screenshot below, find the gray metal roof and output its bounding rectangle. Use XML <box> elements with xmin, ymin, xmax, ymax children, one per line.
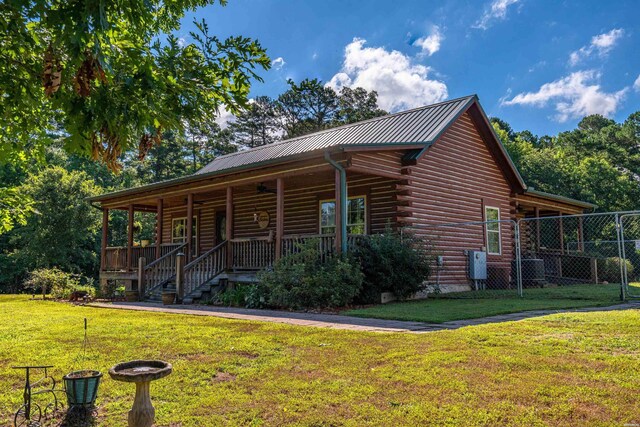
<box><xmin>197</xmin><ymin>95</ymin><xmax>477</xmax><ymax>174</ymax></box>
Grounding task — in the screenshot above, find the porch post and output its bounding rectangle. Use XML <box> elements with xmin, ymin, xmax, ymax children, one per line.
<box><xmin>534</xmin><ymin>207</ymin><xmax>541</xmax><ymax>251</ymax></box>
<box><xmin>334</xmin><ymin>169</ymin><xmax>343</xmax><ymax>254</ymax></box>
<box><xmin>226</xmin><ymin>186</ymin><xmax>234</xmax><ymax>269</ymax></box>
<box><xmin>127</xmin><ymin>204</ymin><xmax>134</xmax><ymax>271</ymax></box>
<box><xmin>276</xmin><ymin>178</ymin><xmax>284</xmax><ymax>260</ymax></box>
<box><xmin>577</xmin><ymin>216</ymin><xmax>585</xmax><ymax>252</ymax></box>
<box><xmin>101</xmin><ymin>208</ymin><xmax>109</xmax><ymax>271</ymax></box>
<box><xmin>155</xmin><ymin>198</ymin><xmax>163</xmax><ymax>260</ymax></box>
<box><xmin>186</xmin><ymin>193</ymin><xmax>194</xmax><ymax>261</ymax></box>
<box><xmin>558</xmin><ymin>212</ymin><xmax>564</xmax><ymax>254</ymax></box>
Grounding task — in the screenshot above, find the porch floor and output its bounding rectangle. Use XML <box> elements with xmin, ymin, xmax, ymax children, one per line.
<box><xmin>88</xmin><ymin>301</ymin><xmax>640</xmax><ymax>333</ymax></box>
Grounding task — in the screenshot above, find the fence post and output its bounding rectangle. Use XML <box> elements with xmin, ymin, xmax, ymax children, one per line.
<box><xmin>615</xmin><ymin>214</ymin><xmax>626</xmax><ymax>301</ymax></box>
<box><xmin>175</xmin><ymin>252</ymin><xmax>185</xmax><ymax>302</ymax></box>
<box><xmin>137</xmin><ymin>257</ymin><xmax>146</xmax><ymax>298</ymax></box>
<box><xmin>514</xmin><ymin>221</ymin><xmax>523</xmax><ymax>297</ymax></box>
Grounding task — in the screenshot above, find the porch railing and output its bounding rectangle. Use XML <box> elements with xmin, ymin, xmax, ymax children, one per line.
<box><xmin>143</xmin><ymin>243</ymin><xmax>187</xmax><ymax>297</ymax></box>
<box><xmin>182</xmin><ymin>242</ymin><xmax>227</xmax><ymax>297</ymax></box>
<box><xmin>104</xmin><ymin>247</ymin><xmax>128</xmax><ymax>271</ymax></box>
<box><xmin>103</xmin><ymin>243</ymin><xmax>183</xmax><ymax>271</ymax></box>
<box><xmin>281</xmin><ymin>234</ymin><xmax>335</xmax><ymax>263</ymax></box>
<box><xmin>230</xmin><ymin>237</ymin><xmax>276</xmax><ymax>269</ymax></box>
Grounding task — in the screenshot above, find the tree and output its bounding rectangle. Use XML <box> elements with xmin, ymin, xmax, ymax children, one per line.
<box><xmin>0</xmin><ymin>1</ymin><xmax>270</xmax><ymax>233</ymax></box>
<box><xmin>228</xmin><ymin>96</ymin><xmax>279</xmax><ymax>148</ymax></box>
<box><xmin>0</xmin><ymin>1</ymin><xmax>270</xmax><ymax>167</ymax></box>
<box><xmin>13</xmin><ymin>167</ymin><xmax>102</xmax><ymax>276</ymax></box>
<box><xmin>492</xmin><ymin>111</ymin><xmax>640</xmax><ymax>213</ymax></box>
<box><xmin>276</xmin><ymin>78</ymin><xmax>340</xmax><ymax>138</ymax></box>
<box><xmin>336</xmin><ymin>87</ymin><xmax>386</xmax><ymax>124</ymax></box>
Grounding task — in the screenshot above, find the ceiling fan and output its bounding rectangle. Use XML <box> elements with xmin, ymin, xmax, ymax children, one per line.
<box><xmin>256</xmin><ymin>182</ymin><xmax>277</xmax><ymax>195</ymax></box>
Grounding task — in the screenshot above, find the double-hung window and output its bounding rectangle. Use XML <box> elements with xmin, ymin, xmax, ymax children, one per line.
<box><xmin>320</xmin><ymin>196</ymin><xmax>366</xmax><ymax>235</ymax></box>
<box><xmin>484</xmin><ymin>206</ymin><xmax>501</xmax><ymax>255</ymax></box>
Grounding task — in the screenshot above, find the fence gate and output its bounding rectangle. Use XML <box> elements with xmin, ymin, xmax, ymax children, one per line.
<box><xmin>619</xmin><ymin>213</ymin><xmax>640</xmax><ymax>299</ymax></box>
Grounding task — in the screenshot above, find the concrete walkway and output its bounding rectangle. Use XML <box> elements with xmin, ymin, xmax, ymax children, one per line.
<box><xmin>90</xmin><ymin>301</ymin><xmax>640</xmax><ymax>333</ymax></box>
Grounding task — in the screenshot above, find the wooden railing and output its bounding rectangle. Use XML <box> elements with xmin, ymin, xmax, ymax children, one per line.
<box><xmin>103</xmin><ymin>243</ymin><xmax>183</xmax><ymax>271</ymax></box>
<box><xmin>281</xmin><ymin>234</ymin><xmax>336</xmax><ymax>262</ymax></box>
<box><xmin>143</xmin><ymin>243</ymin><xmax>187</xmax><ymax>297</ymax></box>
<box><xmin>281</xmin><ymin>233</ymin><xmax>367</xmax><ymax>262</ymax></box>
<box><xmin>182</xmin><ymin>242</ymin><xmax>227</xmax><ymax>297</ymax></box>
<box><xmin>230</xmin><ymin>237</ymin><xmax>275</xmax><ymax>269</ymax></box>
<box><xmin>105</xmin><ymin>247</ymin><xmax>128</xmax><ymax>271</ymax></box>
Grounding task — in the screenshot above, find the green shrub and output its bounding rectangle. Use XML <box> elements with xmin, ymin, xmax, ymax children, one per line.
<box><xmin>352</xmin><ymin>229</ymin><xmax>432</xmax><ymax>303</ymax></box>
<box><xmin>23</xmin><ymin>268</ymin><xmax>96</xmax><ymax>299</ymax></box>
<box><xmin>599</xmin><ymin>257</ymin><xmax>634</xmax><ymax>283</ymax></box>
<box><xmin>258</xmin><ymin>239</ymin><xmax>363</xmax><ymax>309</ymax></box>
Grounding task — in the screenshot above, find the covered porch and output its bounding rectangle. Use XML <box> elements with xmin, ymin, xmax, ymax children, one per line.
<box><xmin>97</xmin><ymin>153</ymin><xmax>404</xmax><ymax>299</ymax></box>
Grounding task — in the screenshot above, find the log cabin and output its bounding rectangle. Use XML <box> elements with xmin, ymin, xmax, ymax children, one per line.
<box><xmin>90</xmin><ymin>95</ymin><xmax>594</xmax><ymax>302</ymax></box>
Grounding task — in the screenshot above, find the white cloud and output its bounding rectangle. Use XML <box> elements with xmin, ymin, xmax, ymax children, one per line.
<box><xmin>215</xmin><ymin>105</ymin><xmax>235</xmax><ymax>129</ymax></box>
<box><xmin>569</xmin><ymin>29</ymin><xmax>624</xmax><ymax>66</ymax></box>
<box><xmin>327</xmin><ymin>38</ymin><xmax>448</xmax><ymax>112</ymax></box>
<box><xmin>503</xmin><ymin>70</ymin><xmax>628</xmax><ymax>122</ymax></box>
<box><xmin>473</xmin><ymin>0</ymin><xmax>520</xmax><ymax>30</ymax></box>
<box><xmin>634</xmin><ymin>74</ymin><xmax>640</xmax><ymax>92</ymax></box>
<box><xmin>413</xmin><ymin>26</ymin><xmax>443</xmax><ymax>56</ymax></box>
<box><xmin>271</xmin><ymin>57</ymin><xmax>286</xmax><ymax>70</ymax></box>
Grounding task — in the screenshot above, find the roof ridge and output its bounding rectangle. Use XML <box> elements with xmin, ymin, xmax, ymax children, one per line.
<box><xmin>206</xmin><ymin>94</ymin><xmax>477</xmax><ymax>164</ymax></box>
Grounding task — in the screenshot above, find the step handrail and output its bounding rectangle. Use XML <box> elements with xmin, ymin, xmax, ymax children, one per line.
<box><xmin>182</xmin><ymin>241</ymin><xmax>227</xmax><ymax>297</ymax></box>
<box><xmin>143</xmin><ymin>242</ymin><xmax>187</xmax><ymax>297</ymax></box>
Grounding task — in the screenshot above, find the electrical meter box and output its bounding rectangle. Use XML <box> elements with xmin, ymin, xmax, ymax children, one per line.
<box><xmin>468</xmin><ymin>251</ymin><xmax>487</xmax><ymax>280</ymax></box>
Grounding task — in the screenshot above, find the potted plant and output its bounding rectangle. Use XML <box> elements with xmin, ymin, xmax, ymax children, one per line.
<box><xmin>162</xmin><ymin>291</ymin><xmax>176</xmax><ymax>305</ymax></box>
<box><xmin>63</xmin><ymin>370</ymin><xmax>103</xmax><ymax>407</ymax></box>
<box><xmin>64</xmin><ymin>319</ymin><xmax>102</xmax><ymax>408</ymax></box>
<box><xmin>125</xmin><ymin>287</ymin><xmax>139</xmax><ymax>302</ymax></box>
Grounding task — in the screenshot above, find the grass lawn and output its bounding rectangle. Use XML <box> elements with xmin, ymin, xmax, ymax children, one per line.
<box><xmin>343</xmin><ymin>283</ymin><xmax>629</xmax><ymax>323</ymax></box>
<box><xmin>1</xmin><ymin>295</ymin><xmax>640</xmax><ymax>426</ymax></box>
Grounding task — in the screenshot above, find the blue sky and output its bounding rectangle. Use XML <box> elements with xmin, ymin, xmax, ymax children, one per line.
<box><xmin>181</xmin><ymin>0</ymin><xmax>639</xmax><ymax>136</ymax></box>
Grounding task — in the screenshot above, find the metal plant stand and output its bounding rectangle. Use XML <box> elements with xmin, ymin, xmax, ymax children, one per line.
<box><xmin>108</xmin><ymin>360</ymin><xmax>172</xmax><ymax>427</ymax></box>
<box><xmin>12</xmin><ymin>365</ymin><xmax>62</xmax><ymax>427</ymax></box>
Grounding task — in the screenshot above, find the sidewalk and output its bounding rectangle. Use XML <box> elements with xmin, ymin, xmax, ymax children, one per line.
<box><xmin>89</xmin><ymin>301</ymin><xmax>640</xmax><ymax>333</ymax></box>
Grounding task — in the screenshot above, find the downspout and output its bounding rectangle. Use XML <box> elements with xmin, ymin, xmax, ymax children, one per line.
<box><xmin>324</xmin><ymin>151</ymin><xmax>348</xmax><ymax>253</ymax></box>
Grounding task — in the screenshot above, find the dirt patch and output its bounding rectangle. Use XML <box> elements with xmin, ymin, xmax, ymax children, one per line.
<box><xmin>212</xmin><ymin>371</ymin><xmax>237</xmax><ymax>382</ymax></box>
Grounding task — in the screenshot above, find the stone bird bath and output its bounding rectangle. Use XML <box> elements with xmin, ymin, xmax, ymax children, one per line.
<box><xmin>109</xmin><ymin>360</ymin><xmax>172</xmax><ymax>427</ymax></box>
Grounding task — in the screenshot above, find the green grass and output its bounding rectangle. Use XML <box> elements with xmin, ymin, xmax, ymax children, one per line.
<box><xmin>343</xmin><ymin>284</ymin><xmax>628</xmax><ymax>323</ymax></box>
<box><xmin>2</xmin><ymin>295</ymin><xmax>640</xmax><ymax>426</ymax></box>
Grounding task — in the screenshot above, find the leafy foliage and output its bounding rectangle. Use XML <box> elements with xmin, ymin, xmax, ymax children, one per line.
<box><xmin>258</xmin><ymin>240</ymin><xmax>363</xmax><ymax>309</ymax></box>
<box><xmin>493</xmin><ymin>112</ymin><xmax>640</xmax><ymax>212</ymax></box>
<box><xmin>23</xmin><ymin>267</ymin><xmax>96</xmax><ymax>299</ymax></box>
<box><xmin>352</xmin><ymin>230</ymin><xmax>433</xmax><ymax>303</ymax></box>
<box><xmin>4</xmin><ymin>167</ymin><xmax>102</xmax><ymax>289</ymax></box>
<box><xmin>0</xmin><ymin>1</ymin><xmax>270</xmax><ymax>169</ymax></box>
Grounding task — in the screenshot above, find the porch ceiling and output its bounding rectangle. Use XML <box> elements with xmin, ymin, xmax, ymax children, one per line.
<box><xmin>101</xmin><ymin>167</ymin><xmax>389</xmax><ymax>211</ymax></box>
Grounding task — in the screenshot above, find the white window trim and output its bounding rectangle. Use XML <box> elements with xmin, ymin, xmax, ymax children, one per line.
<box><xmin>319</xmin><ymin>195</ymin><xmax>367</xmax><ymax>235</ymax></box>
<box><xmin>484</xmin><ymin>206</ymin><xmax>501</xmax><ymax>255</ymax></box>
<box><xmin>172</xmin><ymin>216</ymin><xmax>198</xmax><ymax>255</ymax></box>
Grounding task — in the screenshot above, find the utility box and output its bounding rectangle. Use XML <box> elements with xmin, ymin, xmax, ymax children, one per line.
<box><xmin>468</xmin><ymin>251</ymin><xmax>487</xmax><ymax>280</ymax></box>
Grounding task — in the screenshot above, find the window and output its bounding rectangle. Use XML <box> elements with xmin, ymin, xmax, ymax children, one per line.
<box><xmin>172</xmin><ymin>216</ymin><xmax>198</xmax><ymax>254</ymax></box>
<box><xmin>320</xmin><ymin>196</ymin><xmax>366</xmax><ymax>235</ymax></box>
<box><xmin>484</xmin><ymin>206</ymin><xmax>501</xmax><ymax>255</ymax></box>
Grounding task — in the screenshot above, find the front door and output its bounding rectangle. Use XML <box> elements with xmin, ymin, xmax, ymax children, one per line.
<box><xmin>215</xmin><ymin>211</ymin><xmax>226</xmax><ymax>244</ymax></box>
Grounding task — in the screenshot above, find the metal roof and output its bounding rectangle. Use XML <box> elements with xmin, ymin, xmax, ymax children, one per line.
<box><xmin>524</xmin><ymin>188</ymin><xmax>597</xmax><ymax>209</ymax></box>
<box><xmin>197</xmin><ymin>95</ymin><xmax>477</xmax><ymax>174</ymax></box>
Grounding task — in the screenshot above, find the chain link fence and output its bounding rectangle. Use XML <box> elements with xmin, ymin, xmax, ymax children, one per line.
<box><xmin>404</xmin><ymin>211</ymin><xmax>640</xmax><ymax>304</ymax></box>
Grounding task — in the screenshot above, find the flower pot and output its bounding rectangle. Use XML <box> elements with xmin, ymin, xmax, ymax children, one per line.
<box><xmin>140</xmin><ymin>239</ymin><xmax>150</xmax><ymax>247</ymax></box>
<box><xmin>63</xmin><ymin>370</ymin><xmax>102</xmax><ymax>407</ymax></box>
<box><xmin>125</xmin><ymin>290</ymin><xmax>139</xmax><ymax>302</ymax></box>
<box><xmin>162</xmin><ymin>292</ymin><xmax>176</xmax><ymax>305</ymax></box>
